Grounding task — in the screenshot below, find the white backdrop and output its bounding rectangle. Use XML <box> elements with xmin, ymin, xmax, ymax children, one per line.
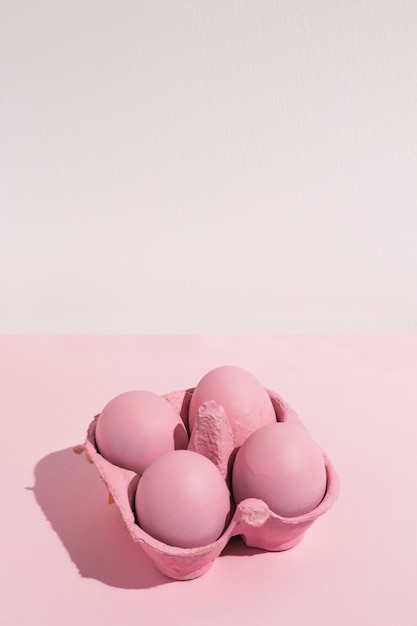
<box><xmin>1</xmin><ymin>1</ymin><xmax>416</xmax><ymax>332</ymax></box>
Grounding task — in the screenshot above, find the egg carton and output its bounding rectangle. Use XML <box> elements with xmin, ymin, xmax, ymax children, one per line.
<box><xmin>76</xmin><ymin>387</ymin><xmax>340</xmax><ymax>581</ymax></box>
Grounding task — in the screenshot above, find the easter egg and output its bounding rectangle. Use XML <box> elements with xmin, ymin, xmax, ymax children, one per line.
<box><xmin>135</xmin><ymin>450</ymin><xmax>232</xmax><ymax>548</ymax></box>
<box><xmin>188</xmin><ymin>366</ymin><xmax>276</xmax><ymax>447</ymax></box>
<box><xmin>232</xmin><ymin>422</ymin><xmax>327</xmax><ymax>517</ymax></box>
<box><xmin>95</xmin><ymin>390</ymin><xmax>188</xmax><ymax>474</ymax></box>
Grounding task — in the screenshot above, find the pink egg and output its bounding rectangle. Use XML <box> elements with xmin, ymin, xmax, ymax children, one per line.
<box><xmin>188</xmin><ymin>366</ymin><xmax>276</xmax><ymax>447</ymax></box>
<box><xmin>135</xmin><ymin>450</ymin><xmax>232</xmax><ymax>548</ymax></box>
<box><xmin>95</xmin><ymin>390</ymin><xmax>188</xmax><ymax>474</ymax></box>
<box><xmin>232</xmin><ymin>422</ymin><xmax>327</xmax><ymax>517</ymax></box>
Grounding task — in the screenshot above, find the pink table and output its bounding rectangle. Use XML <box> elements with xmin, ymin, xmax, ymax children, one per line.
<box><xmin>2</xmin><ymin>336</ymin><xmax>416</xmax><ymax>626</ymax></box>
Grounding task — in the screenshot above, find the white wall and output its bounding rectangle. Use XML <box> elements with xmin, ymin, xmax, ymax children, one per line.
<box><xmin>1</xmin><ymin>1</ymin><xmax>416</xmax><ymax>332</ymax></box>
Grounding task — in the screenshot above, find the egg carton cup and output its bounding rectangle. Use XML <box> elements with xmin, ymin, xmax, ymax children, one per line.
<box><xmin>75</xmin><ymin>388</ymin><xmax>340</xmax><ymax>581</ymax></box>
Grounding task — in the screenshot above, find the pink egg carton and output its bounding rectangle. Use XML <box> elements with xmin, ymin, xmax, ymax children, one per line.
<box><xmin>76</xmin><ymin>387</ymin><xmax>340</xmax><ymax>581</ymax></box>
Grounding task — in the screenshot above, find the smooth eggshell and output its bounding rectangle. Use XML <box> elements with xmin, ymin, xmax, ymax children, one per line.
<box><xmin>135</xmin><ymin>449</ymin><xmax>232</xmax><ymax>548</ymax></box>
<box><xmin>232</xmin><ymin>422</ymin><xmax>327</xmax><ymax>517</ymax></box>
<box><xmin>95</xmin><ymin>390</ymin><xmax>188</xmax><ymax>475</ymax></box>
<box><xmin>188</xmin><ymin>366</ymin><xmax>276</xmax><ymax>447</ymax></box>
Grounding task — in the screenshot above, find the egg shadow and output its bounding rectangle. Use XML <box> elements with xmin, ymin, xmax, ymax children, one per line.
<box><xmin>31</xmin><ymin>447</ymin><xmax>172</xmax><ymax>590</ymax></box>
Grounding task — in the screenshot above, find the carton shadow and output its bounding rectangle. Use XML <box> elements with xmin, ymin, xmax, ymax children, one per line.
<box><xmin>31</xmin><ymin>447</ymin><xmax>171</xmax><ymax>590</ymax></box>
<box><xmin>219</xmin><ymin>535</ymin><xmax>265</xmax><ymax>558</ymax></box>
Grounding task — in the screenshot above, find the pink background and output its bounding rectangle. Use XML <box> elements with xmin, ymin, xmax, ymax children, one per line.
<box><xmin>1</xmin><ymin>335</ymin><xmax>416</xmax><ymax>625</ymax></box>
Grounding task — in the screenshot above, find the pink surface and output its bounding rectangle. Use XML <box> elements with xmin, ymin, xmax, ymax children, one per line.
<box><xmin>1</xmin><ymin>336</ymin><xmax>416</xmax><ymax>626</ymax></box>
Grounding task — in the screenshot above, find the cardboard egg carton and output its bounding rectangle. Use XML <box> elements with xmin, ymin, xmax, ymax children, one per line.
<box><xmin>77</xmin><ymin>388</ymin><xmax>339</xmax><ymax>580</ymax></box>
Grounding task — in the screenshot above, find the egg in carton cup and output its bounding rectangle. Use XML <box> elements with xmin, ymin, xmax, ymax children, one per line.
<box><xmin>76</xmin><ymin>385</ymin><xmax>340</xmax><ymax>581</ymax></box>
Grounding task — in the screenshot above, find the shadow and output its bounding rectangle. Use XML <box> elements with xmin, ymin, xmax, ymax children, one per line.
<box><xmin>180</xmin><ymin>388</ymin><xmax>193</xmax><ymax>433</ymax></box>
<box><xmin>31</xmin><ymin>447</ymin><xmax>172</xmax><ymax>590</ymax></box>
<box><xmin>174</xmin><ymin>422</ymin><xmax>188</xmax><ymax>449</ymax></box>
<box><xmin>220</xmin><ymin>535</ymin><xmax>266</xmax><ymax>558</ymax></box>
